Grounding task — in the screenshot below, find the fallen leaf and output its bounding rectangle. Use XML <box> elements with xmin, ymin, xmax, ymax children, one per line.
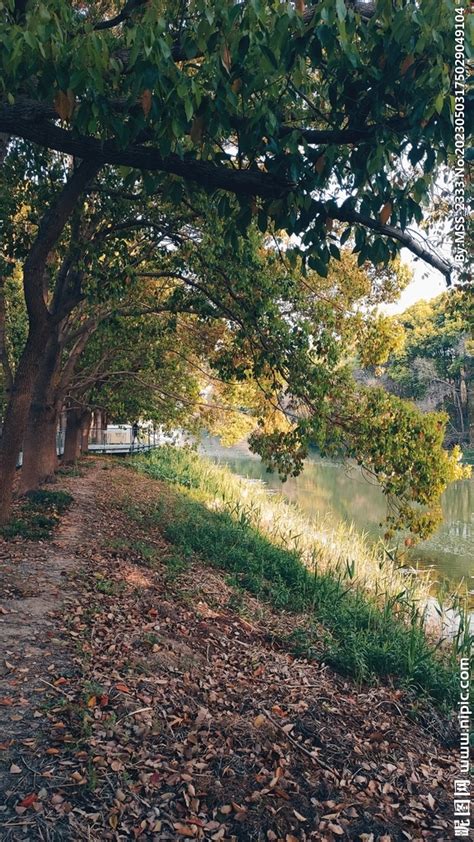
<box><xmin>173</xmin><ymin>823</ymin><xmax>197</xmax><ymax>837</ymax></box>
<box><xmin>10</xmin><ymin>763</ymin><xmax>21</xmax><ymax>774</ymax></box>
<box><xmin>19</xmin><ymin>793</ymin><xmax>38</xmax><ymax>808</ymax></box>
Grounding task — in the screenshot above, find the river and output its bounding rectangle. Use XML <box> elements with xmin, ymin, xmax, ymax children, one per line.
<box><xmin>200</xmin><ymin>436</ymin><xmax>474</xmax><ymax>593</ymax></box>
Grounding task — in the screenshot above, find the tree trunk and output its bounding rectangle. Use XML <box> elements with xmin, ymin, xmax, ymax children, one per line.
<box><xmin>0</xmin><ymin>160</ymin><xmax>100</xmax><ymax>524</ymax></box>
<box><xmin>18</xmin><ymin>330</ymin><xmax>62</xmax><ymax>494</ymax></box>
<box><xmin>19</xmin><ymin>404</ymin><xmax>59</xmax><ymax>493</ymax></box>
<box><xmin>80</xmin><ymin>409</ymin><xmax>92</xmax><ymax>454</ymax></box>
<box><xmin>63</xmin><ymin>406</ymin><xmax>82</xmax><ymax>463</ymax></box>
<box><xmin>0</xmin><ymin>326</ymin><xmax>48</xmax><ymax>522</ymax></box>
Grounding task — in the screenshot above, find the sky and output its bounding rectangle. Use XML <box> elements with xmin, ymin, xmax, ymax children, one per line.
<box><xmin>381</xmin><ymin>248</ymin><xmax>447</xmax><ymax>314</ymax></box>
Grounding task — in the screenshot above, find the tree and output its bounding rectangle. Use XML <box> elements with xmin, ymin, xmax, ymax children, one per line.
<box><xmin>385</xmin><ymin>290</ymin><xmax>473</xmax><ymax>445</ymax></box>
<box><xmin>0</xmin><ymin>0</ymin><xmax>459</xmax><ymax>280</ymax></box>
<box><xmin>0</xmin><ymin>0</ymin><xmax>463</xmax><ymax>521</ymax></box>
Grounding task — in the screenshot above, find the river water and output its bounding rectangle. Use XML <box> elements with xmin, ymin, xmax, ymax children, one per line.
<box><xmin>200</xmin><ymin>436</ymin><xmax>474</xmax><ymax>592</ymax></box>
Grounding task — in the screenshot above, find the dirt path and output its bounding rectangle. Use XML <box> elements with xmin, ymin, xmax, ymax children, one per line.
<box><xmin>0</xmin><ymin>466</ymin><xmax>102</xmax><ymax>801</ymax></box>
<box><xmin>0</xmin><ymin>461</ymin><xmax>460</xmax><ymax>841</ymax></box>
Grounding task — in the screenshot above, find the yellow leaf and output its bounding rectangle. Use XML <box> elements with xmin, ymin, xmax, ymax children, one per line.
<box><xmin>140</xmin><ymin>89</ymin><xmax>153</xmax><ymax>117</ymax></box>
<box><xmin>253</xmin><ymin>713</ymin><xmax>266</xmax><ymax>728</ymax></box>
<box><xmin>379</xmin><ymin>201</ymin><xmax>392</xmax><ymax>225</ymax></box>
<box><xmin>108</xmin><ymin>813</ymin><xmax>118</xmax><ymax>830</ymax></box>
<box><xmin>295</xmin><ymin>0</ymin><xmax>305</xmax><ymax>14</ymax></box>
<box><xmin>231</xmin><ymin>78</ymin><xmax>242</xmax><ymax>94</ymax></box>
<box><xmin>221</xmin><ymin>44</ymin><xmax>232</xmax><ymax>73</ymax></box>
<box><xmin>327</xmin><ymin>823</ymin><xmax>345</xmax><ymax>836</ymax></box>
<box><xmin>87</xmin><ymin>695</ymin><xmax>97</xmax><ymax>708</ymax></box>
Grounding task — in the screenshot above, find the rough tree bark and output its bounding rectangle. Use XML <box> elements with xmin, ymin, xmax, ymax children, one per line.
<box><xmin>0</xmin><ymin>277</ymin><xmax>14</xmax><ymax>400</ymax></box>
<box><xmin>63</xmin><ymin>404</ymin><xmax>83</xmax><ymax>463</ymax></box>
<box><xmin>80</xmin><ymin>409</ymin><xmax>92</xmax><ymax>454</ymax></box>
<box><xmin>19</xmin><ymin>404</ymin><xmax>59</xmax><ymax>493</ymax></box>
<box><xmin>0</xmin><ymin>160</ymin><xmax>100</xmax><ymax>524</ymax></box>
<box><xmin>19</xmin><ymin>328</ymin><xmax>63</xmax><ymax>493</ymax></box>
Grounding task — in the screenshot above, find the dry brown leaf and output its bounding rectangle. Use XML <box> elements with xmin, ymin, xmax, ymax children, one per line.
<box><xmin>53</xmin><ymin>90</ymin><xmax>75</xmax><ymax>122</ymax></box>
<box><xmin>400</xmin><ymin>54</ymin><xmax>415</xmax><ymax>75</ymax></box>
<box><xmin>140</xmin><ymin>89</ymin><xmax>153</xmax><ymax>117</ymax></box>
<box><xmin>9</xmin><ymin>763</ymin><xmax>21</xmax><ymax>774</ymax></box>
<box><xmin>173</xmin><ymin>823</ymin><xmax>197</xmax><ymax>837</ymax></box>
<box><xmin>379</xmin><ymin>201</ymin><xmax>392</xmax><ymax>225</ymax></box>
<box><xmin>315</xmin><ymin>154</ymin><xmax>326</xmax><ymax>175</ymax></box>
<box><xmin>221</xmin><ymin>44</ymin><xmax>232</xmax><ymax>73</ymax></box>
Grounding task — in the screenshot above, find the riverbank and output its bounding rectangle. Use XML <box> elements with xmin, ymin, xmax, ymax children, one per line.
<box><xmin>0</xmin><ymin>457</ymin><xmax>462</xmax><ymax>840</ymax></box>
<box><xmin>135</xmin><ymin>448</ymin><xmax>473</xmax><ymax>706</ymax></box>
<box><xmin>199</xmin><ymin>436</ymin><xmax>474</xmax><ymax>591</ymax></box>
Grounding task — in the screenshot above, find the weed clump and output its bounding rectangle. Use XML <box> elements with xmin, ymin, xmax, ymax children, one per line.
<box><xmin>1</xmin><ymin>489</ymin><xmax>73</xmax><ymax>540</ymax></box>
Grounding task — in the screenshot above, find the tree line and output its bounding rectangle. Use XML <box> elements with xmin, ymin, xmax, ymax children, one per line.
<box><xmin>0</xmin><ymin>0</ymin><xmax>470</xmax><ymax>536</ymax></box>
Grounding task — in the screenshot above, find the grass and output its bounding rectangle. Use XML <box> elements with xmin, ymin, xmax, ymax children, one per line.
<box><xmin>1</xmin><ymin>489</ymin><xmax>74</xmax><ymax>540</ymax></box>
<box><xmin>129</xmin><ymin>446</ymin><xmax>471</xmax><ymax>709</ymax></box>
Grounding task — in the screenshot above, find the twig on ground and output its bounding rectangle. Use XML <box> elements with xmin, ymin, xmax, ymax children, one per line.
<box><xmin>261</xmin><ymin>707</ymin><xmax>339</xmax><ymax>780</ymax></box>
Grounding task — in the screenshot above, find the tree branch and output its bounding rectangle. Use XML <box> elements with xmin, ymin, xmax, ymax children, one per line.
<box><xmin>0</xmin><ymin>111</ymin><xmax>291</xmax><ymax>199</ymax></box>
<box><xmin>23</xmin><ymin>159</ymin><xmax>101</xmax><ymax>323</ymax></box>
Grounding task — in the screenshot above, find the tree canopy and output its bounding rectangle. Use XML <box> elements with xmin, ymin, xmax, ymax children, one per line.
<box><xmin>0</xmin><ymin>0</ymin><xmax>462</xmax><ymax>279</ymax></box>
<box><xmin>0</xmin><ymin>0</ymin><xmax>470</xmax><ymax>531</ymax></box>
<box><xmin>384</xmin><ymin>291</ymin><xmax>473</xmax><ymax>445</ymax></box>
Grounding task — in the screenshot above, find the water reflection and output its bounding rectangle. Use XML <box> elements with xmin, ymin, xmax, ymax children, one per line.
<box><xmin>200</xmin><ymin>437</ymin><xmax>474</xmax><ymax>588</ymax></box>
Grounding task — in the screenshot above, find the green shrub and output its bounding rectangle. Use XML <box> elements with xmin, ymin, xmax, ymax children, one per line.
<box><xmin>1</xmin><ymin>489</ymin><xmax>73</xmax><ymax>540</ymax></box>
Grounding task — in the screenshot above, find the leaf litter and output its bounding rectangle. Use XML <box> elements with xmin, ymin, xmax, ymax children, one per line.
<box><xmin>0</xmin><ymin>460</ymin><xmax>459</xmax><ymax>841</ymax></box>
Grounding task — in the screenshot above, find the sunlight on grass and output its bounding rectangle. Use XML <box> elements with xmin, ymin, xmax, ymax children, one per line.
<box><xmin>128</xmin><ymin>446</ymin><xmax>472</xmax><ymax>708</ymax></box>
